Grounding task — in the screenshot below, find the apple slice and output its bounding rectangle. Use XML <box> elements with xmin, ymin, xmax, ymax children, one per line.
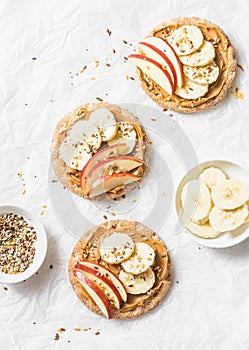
<box><xmin>78</xmin><ymin>261</ymin><xmax>127</xmax><ymax>302</ymax></box>
<box><xmin>89</xmin><ymin>172</ymin><xmax>140</xmax><ymax>198</ymax></box>
<box><xmin>138</xmin><ymin>41</ymin><xmax>177</xmax><ymax>91</ymax></box>
<box><xmin>142</xmin><ymin>36</ymin><xmax>184</xmax><ymax>88</ymax></box>
<box><xmin>80</xmin><ymin>142</ymin><xmax>131</xmax><ymax>191</ymax></box>
<box><xmin>128</xmin><ymin>54</ymin><xmax>174</xmax><ymax>95</ymax></box>
<box><xmin>85</xmin><ymin>156</ymin><xmax>143</xmax><ymax>191</ymax></box>
<box><xmin>74</xmin><ymin>270</ymin><xmax>112</xmax><ymax>319</ymax></box>
<box><xmin>75</xmin><ymin>263</ymin><xmax>122</xmax><ymax>309</ymax></box>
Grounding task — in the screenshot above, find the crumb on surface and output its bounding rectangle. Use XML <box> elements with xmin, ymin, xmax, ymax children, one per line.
<box><xmin>233</xmin><ymin>87</ymin><xmax>244</xmax><ymax>99</ymax></box>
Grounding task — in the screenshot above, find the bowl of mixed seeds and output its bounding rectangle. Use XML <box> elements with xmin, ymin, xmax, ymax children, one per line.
<box><xmin>0</xmin><ymin>205</ymin><xmax>47</xmax><ymax>283</ymax></box>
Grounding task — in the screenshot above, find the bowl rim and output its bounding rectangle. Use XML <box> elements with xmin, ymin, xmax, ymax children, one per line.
<box><xmin>0</xmin><ymin>204</ymin><xmax>47</xmax><ymax>283</ymax></box>
<box><xmin>174</xmin><ymin>158</ymin><xmax>249</xmax><ymax>248</ymax></box>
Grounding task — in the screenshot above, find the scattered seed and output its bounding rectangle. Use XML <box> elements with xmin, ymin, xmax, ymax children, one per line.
<box><xmin>237</xmin><ymin>63</ymin><xmax>244</xmax><ymax>72</ymax></box>
<box><xmin>58</xmin><ymin>328</ymin><xmax>66</xmax><ymax>333</ymax></box>
<box><xmin>80</xmin><ymin>65</ymin><xmax>87</xmax><ymax>74</ymax></box>
<box><xmin>54</xmin><ymin>333</ymin><xmax>59</xmax><ymax>341</ymax></box>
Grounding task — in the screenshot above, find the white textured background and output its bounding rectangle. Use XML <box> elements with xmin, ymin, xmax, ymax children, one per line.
<box><xmin>0</xmin><ymin>0</ymin><xmax>249</xmax><ymax>349</ymax></box>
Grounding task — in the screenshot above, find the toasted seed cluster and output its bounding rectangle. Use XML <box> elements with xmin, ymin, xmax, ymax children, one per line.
<box><xmin>0</xmin><ymin>213</ymin><xmax>37</xmax><ymax>274</ymax></box>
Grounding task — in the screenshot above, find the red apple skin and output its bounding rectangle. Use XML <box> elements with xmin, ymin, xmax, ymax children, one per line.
<box><xmin>74</xmin><ymin>270</ymin><xmax>112</xmax><ymax>319</ymax></box>
<box><xmin>85</xmin><ymin>156</ymin><xmax>143</xmax><ymax>191</ymax></box>
<box><xmin>89</xmin><ymin>172</ymin><xmax>140</xmax><ymax>198</ymax></box>
<box><xmin>139</xmin><ymin>41</ymin><xmax>177</xmax><ymax>91</ymax></box>
<box><xmin>80</xmin><ymin>143</ymin><xmax>129</xmax><ymax>191</ymax></box>
<box><xmin>128</xmin><ymin>54</ymin><xmax>174</xmax><ymax>95</ymax></box>
<box><xmin>75</xmin><ymin>263</ymin><xmax>122</xmax><ymax>308</ymax></box>
<box><xmin>143</xmin><ymin>36</ymin><xmax>184</xmax><ymax>88</ymax></box>
<box><xmin>78</xmin><ymin>260</ymin><xmax>127</xmax><ymax>302</ymax></box>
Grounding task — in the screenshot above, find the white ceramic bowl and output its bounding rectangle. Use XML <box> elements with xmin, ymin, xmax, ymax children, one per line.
<box><xmin>175</xmin><ymin>159</ymin><xmax>249</xmax><ymax>248</ymax></box>
<box><xmin>0</xmin><ymin>205</ymin><xmax>47</xmax><ymax>283</ymax></box>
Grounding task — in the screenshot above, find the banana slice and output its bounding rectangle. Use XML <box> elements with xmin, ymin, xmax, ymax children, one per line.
<box><xmin>108</xmin><ymin>122</ymin><xmax>137</xmax><ymax>154</ymax></box>
<box><xmin>119</xmin><ymin>268</ymin><xmax>155</xmax><ymax>295</ymax></box>
<box><xmin>60</xmin><ymin>138</ymin><xmax>92</xmax><ymax>170</ymax></box>
<box><xmin>200</xmin><ymin>167</ymin><xmax>227</xmax><ymax>190</ymax></box>
<box><xmin>100</xmin><ymin>233</ymin><xmax>134</xmax><ymax>265</ymax></box>
<box><xmin>121</xmin><ymin>242</ymin><xmax>155</xmax><ymax>275</ymax></box>
<box><xmin>186</xmin><ymin>220</ymin><xmax>220</xmax><ymax>239</ymax></box>
<box><xmin>183</xmin><ymin>61</ymin><xmax>219</xmax><ymax>85</ymax></box>
<box><xmin>180</xmin><ymin>41</ymin><xmax>215</xmax><ymax>67</ymax></box>
<box><xmin>175</xmin><ymin>79</ymin><xmax>208</xmax><ymax>99</ymax></box>
<box><xmin>90</xmin><ymin>108</ymin><xmax>117</xmax><ymax>142</ymax></box>
<box><xmin>70</xmin><ymin>120</ymin><xmax>102</xmax><ymax>153</ymax></box>
<box><xmin>209</xmin><ymin>204</ymin><xmax>248</xmax><ymax>232</ymax></box>
<box><xmin>181</xmin><ymin>179</ymin><xmax>211</xmax><ymax>224</ymax></box>
<box><xmin>167</xmin><ymin>25</ymin><xmax>203</xmax><ymax>56</ymax></box>
<box><xmin>244</xmin><ymin>202</ymin><xmax>249</xmax><ymax>223</ymax></box>
<box><xmin>212</xmin><ymin>180</ymin><xmax>249</xmax><ymax>210</ymax></box>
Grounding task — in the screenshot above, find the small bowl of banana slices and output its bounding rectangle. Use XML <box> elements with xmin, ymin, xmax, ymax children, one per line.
<box><xmin>175</xmin><ymin>160</ymin><xmax>249</xmax><ymax>248</ymax></box>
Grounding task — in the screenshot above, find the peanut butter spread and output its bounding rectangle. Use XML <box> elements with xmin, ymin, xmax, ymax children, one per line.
<box><xmin>68</xmin><ymin>220</ymin><xmax>172</xmax><ymax>318</ymax></box>
<box><xmin>138</xmin><ymin>17</ymin><xmax>237</xmax><ymax>112</ymax></box>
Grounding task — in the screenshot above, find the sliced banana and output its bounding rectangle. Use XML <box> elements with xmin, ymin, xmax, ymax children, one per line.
<box><xmin>119</xmin><ymin>268</ymin><xmax>155</xmax><ymax>295</ymax></box>
<box><xmin>84</xmin><ymin>128</ymin><xmax>102</xmax><ymax>153</ymax></box>
<box><xmin>175</xmin><ymin>79</ymin><xmax>209</xmax><ymax>99</ymax></box>
<box><xmin>244</xmin><ymin>202</ymin><xmax>249</xmax><ymax>223</ymax></box>
<box><xmin>180</xmin><ymin>41</ymin><xmax>215</xmax><ymax>67</ymax></box>
<box><xmin>209</xmin><ymin>204</ymin><xmax>248</xmax><ymax>232</ymax></box>
<box><xmin>186</xmin><ymin>220</ymin><xmax>220</xmax><ymax>239</ymax></box>
<box><xmin>90</xmin><ymin>108</ymin><xmax>117</xmax><ymax>142</ymax></box>
<box><xmin>100</xmin><ymin>233</ymin><xmax>134</xmax><ymax>265</ymax></box>
<box><xmin>181</xmin><ymin>179</ymin><xmax>211</xmax><ymax>224</ymax></box>
<box><xmin>183</xmin><ymin>61</ymin><xmax>219</xmax><ymax>85</ymax></box>
<box><xmin>121</xmin><ymin>242</ymin><xmax>155</xmax><ymax>275</ymax></box>
<box><xmin>60</xmin><ymin>138</ymin><xmax>92</xmax><ymax>170</ymax></box>
<box><xmin>212</xmin><ymin>180</ymin><xmax>249</xmax><ymax>210</ymax></box>
<box><xmin>108</xmin><ymin>122</ymin><xmax>137</xmax><ymax>154</ymax></box>
<box><xmin>200</xmin><ymin>167</ymin><xmax>227</xmax><ymax>190</ymax></box>
<box><xmin>167</xmin><ymin>25</ymin><xmax>203</xmax><ymax>56</ymax></box>
<box><xmin>69</xmin><ymin>120</ymin><xmax>102</xmax><ymax>153</ymax></box>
